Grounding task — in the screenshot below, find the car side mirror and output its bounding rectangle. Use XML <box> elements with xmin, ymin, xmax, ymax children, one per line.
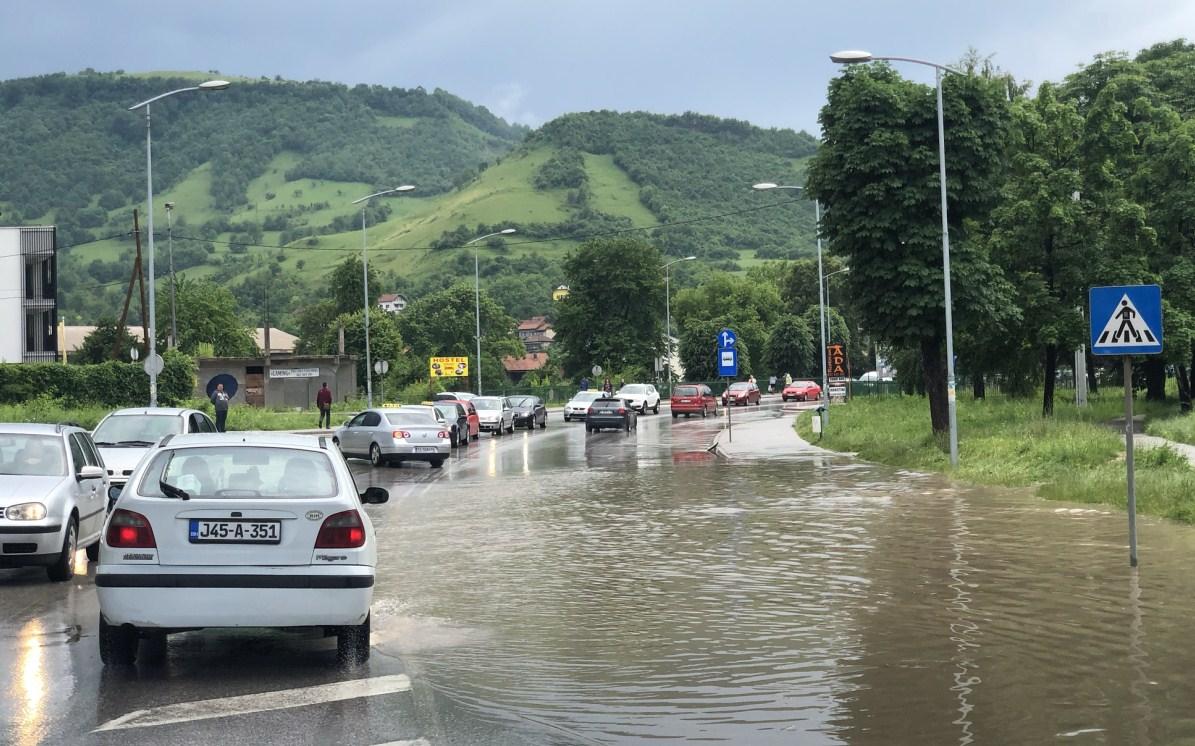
<box><xmin>77</xmin><ymin>465</ymin><xmax>105</xmax><ymax>481</ymax></box>
<box><xmin>107</xmin><ymin>484</ymin><xmax>124</xmax><ymax>501</ymax></box>
<box><xmin>360</xmin><ymin>487</ymin><xmax>389</xmax><ymax>504</ymax></box>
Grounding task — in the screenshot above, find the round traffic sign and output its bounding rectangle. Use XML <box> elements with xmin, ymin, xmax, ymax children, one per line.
<box><xmin>143</xmin><ymin>353</ymin><xmax>165</xmax><ymax>376</ymax></box>
<box><xmin>591</xmin><ymin>365</ymin><xmax>603</xmax><ymax>376</ymax></box>
<box><xmin>373</xmin><ymin>359</ymin><xmax>390</xmax><ymax>375</ymax></box>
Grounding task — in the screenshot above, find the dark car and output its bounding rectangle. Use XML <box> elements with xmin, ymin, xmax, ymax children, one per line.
<box><xmin>509</xmin><ymin>395</ymin><xmax>548</xmax><ymax>429</ymax></box>
<box><xmin>722</xmin><ymin>381</ymin><xmax>761</xmax><ymax>407</ymax></box>
<box><xmin>585</xmin><ymin>396</ymin><xmax>638</xmax><ymax>433</ymax></box>
<box><xmin>433</xmin><ymin>401</ymin><xmax>471</xmax><ymax>448</ymax></box>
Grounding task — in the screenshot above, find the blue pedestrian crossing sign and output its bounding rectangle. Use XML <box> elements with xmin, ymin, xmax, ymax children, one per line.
<box><xmin>717</xmin><ymin>348</ymin><xmax>739</xmax><ymax>377</ymax></box>
<box><xmin>1090</xmin><ymin>285</ymin><xmax>1162</xmax><ymax>356</ymax></box>
<box><xmin>718</xmin><ymin>328</ymin><xmax>737</xmax><ymax>349</ymax></box>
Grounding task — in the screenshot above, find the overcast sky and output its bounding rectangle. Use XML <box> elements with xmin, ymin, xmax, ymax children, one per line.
<box><xmin>2</xmin><ymin>1</ymin><xmax>1191</xmax><ymax>135</ymax></box>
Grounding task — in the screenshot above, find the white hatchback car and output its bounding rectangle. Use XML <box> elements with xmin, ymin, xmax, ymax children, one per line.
<box><xmin>96</xmin><ymin>433</ymin><xmax>388</xmax><ymax>665</ymax></box>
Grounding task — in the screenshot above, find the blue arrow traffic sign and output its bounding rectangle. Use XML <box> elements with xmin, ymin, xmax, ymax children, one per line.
<box><xmin>717</xmin><ymin>348</ymin><xmax>738</xmax><ymax>377</ymax></box>
<box><xmin>718</xmin><ymin>328</ymin><xmax>737</xmax><ymax>349</ymax></box>
<box><xmin>1090</xmin><ymin>285</ymin><xmax>1163</xmax><ymax>356</ymax></box>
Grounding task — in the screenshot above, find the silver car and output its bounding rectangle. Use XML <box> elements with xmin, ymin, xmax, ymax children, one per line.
<box><xmin>334</xmin><ymin>409</ymin><xmax>450</xmax><ymax>468</ymax></box>
<box><xmin>473</xmin><ymin>396</ymin><xmax>514</xmax><ymax>435</ymax></box>
<box><xmin>0</xmin><ymin>423</ymin><xmax>109</xmax><ymax>581</ymax></box>
<box><xmin>93</xmin><ymin>407</ymin><xmax>217</xmax><ymax>504</ymax></box>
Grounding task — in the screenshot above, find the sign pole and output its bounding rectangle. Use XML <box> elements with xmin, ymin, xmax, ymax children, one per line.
<box><xmin>726</xmin><ymin>377</ymin><xmax>732</xmax><ymax>443</ymax></box>
<box><xmin>1124</xmin><ymin>355</ymin><xmax>1138</xmax><ymax>568</ymax></box>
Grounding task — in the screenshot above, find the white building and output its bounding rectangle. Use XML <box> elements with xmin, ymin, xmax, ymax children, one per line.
<box><xmin>0</xmin><ymin>226</ymin><xmax>57</xmax><ymax>362</ymax></box>
<box><xmin>377</xmin><ymin>293</ymin><xmax>407</xmax><ymax>314</ymax></box>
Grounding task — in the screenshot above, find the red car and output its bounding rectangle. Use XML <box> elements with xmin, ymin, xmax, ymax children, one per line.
<box><xmin>782</xmin><ymin>380</ymin><xmax>822</xmax><ymax>402</ymax></box>
<box><xmin>722</xmin><ymin>381</ymin><xmax>761</xmax><ymax>406</ymax></box>
<box><xmin>670</xmin><ymin>383</ymin><xmax>720</xmax><ymax>418</ymax></box>
<box><xmin>443</xmin><ymin>399</ymin><xmax>480</xmax><ymax>440</ymax></box>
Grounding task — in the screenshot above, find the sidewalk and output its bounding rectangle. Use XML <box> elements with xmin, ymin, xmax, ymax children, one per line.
<box><xmin>1130</xmin><ymin>433</ymin><xmax>1195</xmax><ymax>465</ymax></box>
<box><xmin>712</xmin><ymin>412</ymin><xmax>837</xmax><ymax>459</ymax></box>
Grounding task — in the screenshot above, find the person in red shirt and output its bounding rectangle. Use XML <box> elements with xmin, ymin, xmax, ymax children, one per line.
<box><xmin>316</xmin><ymin>382</ymin><xmax>333</xmax><ymax>429</ymax></box>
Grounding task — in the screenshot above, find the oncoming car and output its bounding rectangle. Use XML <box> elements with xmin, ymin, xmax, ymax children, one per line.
<box><xmin>96</xmin><ymin>433</ymin><xmax>389</xmax><ymax>665</ymax></box>
<box><xmin>563</xmin><ymin>391</ymin><xmax>603</xmax><ymax>422</ymax></box>
<box><xmin>782</xmin><ymin>380</ymin><xmax>822</xmax><ymax>402</ymax></box>
<box><xmin>93</xmin><ymin>407</ymin><xmax>217</xmax><ymax>506</ymax></box>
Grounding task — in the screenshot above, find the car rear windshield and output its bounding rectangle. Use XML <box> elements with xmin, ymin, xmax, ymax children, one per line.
<box><xmin>673</xmin><ymin>386</ymin><xmax>698</xmax><ymax>396</ymax></box>
<box><xmin>94</xmin><ymin>414</ymin><xmax>182</xmax><ymax>445</ymax></box>
<box><xmin>386</xmin><ymin>413</ymin><xmax>438</xmax><ymax>426</ymax></box>
<box><xmin>473</xmin><ymin>397</ymin><xmax>502</xmax><ymax>409</ymax></box>
<box><xmin>139</xmin><ymin>446</ymin><xmax>338</xmax><ymax>499</ymax></box>
<box><xmin>0</xmin><ymin>434</ymin><xmax>67</xmax><ymax>477</ymax></box>
<box><xmin>508</xmin><ymin>396</ymin><xmax>535</xmax><ymax>406</ymax></box>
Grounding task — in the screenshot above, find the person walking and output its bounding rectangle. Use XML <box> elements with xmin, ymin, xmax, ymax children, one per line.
<box><xmin>602</xmin><ymin>377</ymin><xmax>613</xmax><ymax>396</ymax></box>
<box><xmin>580</xmin><ymin>376</ymin><xmax>590</xmax><ymax>391</ymax></box>
<box><xmin>784</xmin><ymin>372</ymin><xmax>793</xmax><ymax>386</ymax></box>
<box><xmin>316</xmin><ymin>382</ymin><xmax>333</xmax><ymax>429</ymax></box>
<box><xmin>211</xmin><ymin>383</ymin><xmax>231</xmax><ymax>432</ymax></box>
<box><xmin>768</xmin><ymin>375</ymin><xmax>777</xmax><ymax>394</ymax></box>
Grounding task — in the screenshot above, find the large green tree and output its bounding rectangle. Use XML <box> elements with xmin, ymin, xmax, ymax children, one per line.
<box><xmin>553</xmin><ymin>237</ymin><xmax>666</xmax><ymax>378</ymax></box>
<box><xmin>169</xmin><ymin>277</ymin><xmax>258</xmax><ymax>357</ymax></box>
<box><xmin>73</xmin><ymin>316</ymin><xmax>142</xmax><ymax>363</ymax></box>
<box><xmin>763</xmin><ymin>314</ymin><xmax>815</xmax><ymax>379</ymax></box>
<box><xmin>329</xmin><ymin>255</ymin><xmax>383</xmax><ymax>316</ymax></box>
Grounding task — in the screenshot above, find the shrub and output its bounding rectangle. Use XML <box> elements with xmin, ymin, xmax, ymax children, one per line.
<box><xmin>0</xmin><ymin>351</ymin><xmax>195</xmax><ymax>407</ymax></box>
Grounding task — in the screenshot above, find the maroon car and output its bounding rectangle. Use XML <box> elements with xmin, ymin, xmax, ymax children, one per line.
<box><xmin>722</xmin><ymin>381</ymin><xmax>761</xmax><ymax>406</ymax></box>
<box><xmin>670</xmin><ymin>383</ymin><xmax>719</xmax><ymax>418</ymax></box>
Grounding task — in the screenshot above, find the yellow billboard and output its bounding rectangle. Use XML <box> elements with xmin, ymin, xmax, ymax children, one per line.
<box><xmin>429</xmin><ymin>356</ymin><xmax>470</xmax><ymax>378</ymax></box>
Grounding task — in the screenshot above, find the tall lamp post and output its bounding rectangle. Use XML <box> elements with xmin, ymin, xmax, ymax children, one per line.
<box><xmin>823</xmin><ymin>267</ymin><xmax>851</xmax><ymax>319</ymax></box>
<box><xmin>752</xmin><ymin>183</ymin><xmax>831</xmax><ymax>425</ymax></box>
<box><xmin>164</xmin><ymin>201</ymin><xmax>178</xmax><ymax>348</ymax></box>
<box><xmin>128</xmin><ymin>80</ymin><xmax>230</xmax><ymax>406</ymax></box>
<box><xmin>662</xmin><ymin>256</ymin><xmax>697</xmax><ymax>395</ymax></box>
<box><xmin>831</xmin><ymin>50</ymin><xmax>961</xmax><ymax>466</ymax></box>
<box><xmin>466</xmin><ymin>228</ymin><xmax>517</xmax><ymax>395</ymax></box>
<box><xmin>350</xmin><ymin>185</ymin><xmax>415</xmax><ymax>407</ymax></box>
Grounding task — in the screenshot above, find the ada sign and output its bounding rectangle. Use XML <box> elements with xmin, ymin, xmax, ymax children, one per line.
<box><xmin>1090</xmin><ymin>285</ymin><xmax>1163</xmax><ymax>356</ymax></box>
<box><xmin>717</xmin><ymin>348</ymin><xmax>738</xmax><ymax>377</ymax></box>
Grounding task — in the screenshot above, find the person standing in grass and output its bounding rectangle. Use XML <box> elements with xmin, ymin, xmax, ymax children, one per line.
<box><xmin>316</xmin><ymin>382</ymin><xmax>333</xmax><ymax>429</ymax></box>
<box><xmin>211</xmin><ymin>383</ymin><xmax>231</xmax><ymax>432</ymax></box>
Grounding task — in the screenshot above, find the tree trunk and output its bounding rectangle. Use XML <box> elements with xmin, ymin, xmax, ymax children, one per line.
<box><xmin>1086</xmin><ymin>348</ymin><xmax>1099</xmax><ymax>394</ymax></box>
<box><xmin>1042</xmin><ymin>344</ymin><xmax>1057</xmax><ymax>417</ymax></box>
<box><xmin>1177</xmin><ymin>364</ymin><xmax>1192</xmax><ymax>413</ymax></box>
<box><xmin>1145</xmin><ymin>357</ymin><xmax>1166</xmax><ymax>401</ymax></box>
<box><xmin>973</xmin><ymin>373</ymin><xmax>985</xmax><ymax>400</ymax></box>
<box><xmin>919</xmin><ymin>337</ymin><xmax>949</xmax><ymax>437</ymax></box>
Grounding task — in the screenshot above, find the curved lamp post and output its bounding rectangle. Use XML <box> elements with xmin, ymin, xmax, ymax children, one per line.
<box><xmin>831</xmin><ymin>50</ymin><xmax>961</xmax><ymax>466</ymax></box>
<box><xmin>752</xmin><ymin>182</ymin><xmax>831</xmax><ymax>424</ymax></box>
<box><xmin>128</xmin><ymin>79</ymin><xmax>230</xmax><ymax>406</ymax></box>
<box><xmin>350</xmin><ymin>185</ymin><xmax>415</xmax><ymax>407</ymax></box>
<box><xmin>466</xmin><ymin>228</ymin><xmax>517</xmax><ymax>395</ymax></box>
<box><xmin>661</xmin><ymin>255</ymin><xmax>696</xmax><ymax>395</ymax></box>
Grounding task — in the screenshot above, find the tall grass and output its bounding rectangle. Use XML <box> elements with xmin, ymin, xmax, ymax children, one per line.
<box><xmin>797</xmin><ymin>391</ymin><xmax>1195</xmax><ymax>523</ymax></box>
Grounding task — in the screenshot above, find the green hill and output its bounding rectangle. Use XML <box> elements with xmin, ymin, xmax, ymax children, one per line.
<box><xmin>0</xmin><ymin>71</ymin><xmax>819</xmax><ymax>332</ymax></box>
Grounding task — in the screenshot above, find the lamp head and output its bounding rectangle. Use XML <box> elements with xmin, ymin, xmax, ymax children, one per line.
<box><xmin>394</xmin><ymin>185</ymin><xmax>415</xmax><ymax>192</ymax></box>
<box><xmin>499</xmin><ymin>228</ymin><xmax>517</xmax><ymax>235</ymax></box>
<box><xmin>752</xmin><ymin>183</ymin><xmax>780</xmax><ymax>191</ymax></box>
<box><xmin>684</xmin><ymin>255</ymin><xmax>697</xmax><ymax>261</ymax></box>
<box><xmin>199</xmin><ymin>80</ymin><xmax>231</xmax><ymax>91</ymax></box>
<box><xmin>830</xmin><ymin>50</ymin><xmax>873</xmax><ymax>64</ymax></box>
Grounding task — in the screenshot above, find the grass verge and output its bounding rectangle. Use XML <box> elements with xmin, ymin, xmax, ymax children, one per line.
<box><xmin>795</xmin><ymin>392</ymin><xmax>1195</xmax><ymax>524</ymax></box>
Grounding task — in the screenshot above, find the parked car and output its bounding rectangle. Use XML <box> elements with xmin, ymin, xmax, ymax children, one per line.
<box><xmin>858</xmin><ymin>371</ymin><xmax>894</xmax><ymax>382</ymax></box>
<box><xmin>93</xmin><ymin>407</ymin><xmax>217</xmax><ymax>507</ymax></box>
<box><xmin>564</xmin><ymin>391</ymin><xmax>603</xmax><ymax>422</ymax></box>
<box><xmin>434</xmin><ymin>391</ymin><xmax>477</xmax><ymax>402</ymax></box>
<box><xmin>585</xmin><ymin>396</ymin><xmax>638</xmax><ymax>433</ymax></box>
<box><xmin>473</xmin><ymin>397</ymin><xmax>515</xmax><ymax>435</ymax></box>
<box><xmin>509</xmin><ymin>395</ymin><xmax>548</xmax><ymax>429</ymax></box>
<box><xmin>96</xmin><ymin>433</ymin><xmax>388</xmax><ymax>665</ymax></box>
<box><xmin>722</xmin><ymin>381</ymin><xmax>762</xmax><ymax>406</ymax></box>
<box><xmin>333</xmin><ymin>409</ymin><xmax>450</xmax><ymax>468</ymax></box>
<box><xmin>670</xmin><ymin>383</ymin><xmax>719</xmax><ymax>419</ymax></box>
<box><xmin>0</xmin><ymin>423</ymin><xmax>109</xmax><ymax>580</ymax></box>
<box><xmin>432</xmin><ymin>402</ymin><xmax>471</xmax><ymax>447</ymax></box>
<box><xmin>615</xmin><ymin>383</ymin><xmax>661</xmax><ymax>414</ymax></box>
<box><xmin>398</xmin><ymin>404</ymin><xmax>463</xmax><ymax>448</ymax></box>
<box><xmin>442</xmin><ymin>398</ymin><xmax>480</xmax><ymax>441</ymax></box>
<box><xmin>782</xmin><ymin>380</ymin><xmax>822</xmax><ymax>402</ymax></box>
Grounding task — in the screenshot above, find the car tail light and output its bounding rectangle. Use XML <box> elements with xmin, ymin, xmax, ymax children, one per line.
<box><xmin>392</xmin><ymin>430</ymin><xmax>411</xmax><ymax>439</ymax></box>
<box><xmin>618</xmin><ymin>407</ymin><xmax>626</xmax><ymax>415</ymax></box>
<box><xmin>315</xmin><ymin>510</ymin><xmax>366</xmax><ymax>548</ymax></box>
<box><xmin>437</xmin><ymin>430</ymin><xmax>449</xmax><ymax>439</ymax></box>
<box><xmin>587</xmin><ymin>407</ymin><xmax>594</xmax><ymax>415</ymax></box>
<box><xmin>107</xmin><ymin>509</ymin><xmax>156</xmax><ymax>548</ymax></box>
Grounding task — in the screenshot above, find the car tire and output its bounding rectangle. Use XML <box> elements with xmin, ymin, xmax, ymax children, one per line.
<box><xmin>701</xmin><ymin>406</ymin><xmax>708</xmax><ymax>419</ymax></box>
<box><xmin>625</xmin><ymin>420</ymin><xmax>631</xmax><ymax>432</ymax></box>
<box><xmin>672</xmin><ymin>412</ymin><xmax>678</xmax><ymax>419</ymax></box>
<box><xmin>472</xmin><ymin>432</ymin><xmax>479</xmax><ymax>441</ymax></box>
<box><xmin>459</xmin><ymin>431</ymin><xmax>469</xmax><ymax>448</ymax></box>
<box><xmin>653</xmin><ymin>403</ymin><xmax>659</xmax><ymax>414</ymax></box>
<box><xmin>46</xmin><ymin>517</ymin><xmax>78</xmax><ymax>582</ymax></box>
<box><xmin>332</xmin><ymin>437</ymin><xmax>340</xmax><ymax>448</ymax></box>
<box><xmin>539</xmin><ymin>417</ymin><xmax>547</xmax><ymax>429</ymax></box>
<box><xmin>140</xmin><ymin>632</ymin><xmax>168</xmax><ymax>665</ymax></box>
<box><xmin>506</xmin><ymin>423</ymin><xmax>514</xmax><ymax>434</ymax></box>
<box><xmin>86</xmin><ymin>541</ymin><xmax>100</xmax><ymax>562</ymax></box>
<box><xmin>369</xmin><ymin>443</ymin><xmax>384</xmax><ymax>467</ymax></box>
<box><xmin>586</xmin><ymin>425</ymin><xmax>593</xmax><ymax>433</ymax></box>
<box><xmin>337</xmin><ymin>613</ymin><xmax>371</xmax><ymax>665</ymax></box>
<box><xmin>430</xmin><ymin>459</ymin><xmax>444</xmax><ymax>469</ymax></box>
<box><xmin>99</xmin><ymin>615</ymin><xmax>138</xmax><ymax>665</ymax></box>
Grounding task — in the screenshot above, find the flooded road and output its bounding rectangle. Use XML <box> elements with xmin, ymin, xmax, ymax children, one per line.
<box><xmin>5</xmin><ymin>402</ymin><xmax>1195</xmax><ymax>744</ymax></box>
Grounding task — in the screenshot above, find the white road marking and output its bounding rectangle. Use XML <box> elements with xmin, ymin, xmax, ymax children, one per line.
<box><xmin>93</xmin><ymin>674</ymin><xmax>412</xmax><ymax>732</ymax></box>
<box><xmin>374</xmin><ymin>740</ymin><xmax>430</xmax><ymax>746</ymax></box>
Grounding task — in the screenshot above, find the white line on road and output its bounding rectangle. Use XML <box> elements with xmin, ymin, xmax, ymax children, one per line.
<box><xmin>373</xmin><ymin>740</ymin><xmax>431</xmax><ymax>746</ymax></box>
<box><xmin>93</xmin><ymin>674</ymin><xmax>412</xmax><ymax>732</ymax></box>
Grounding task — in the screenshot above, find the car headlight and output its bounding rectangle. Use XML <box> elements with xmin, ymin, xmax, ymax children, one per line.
<box><xmin>6</xmin><ymin>502</ymin><xmax>47</xmax><ymax>521</ymax></box>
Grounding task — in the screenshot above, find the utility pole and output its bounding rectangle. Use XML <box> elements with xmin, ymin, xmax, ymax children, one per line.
<box><xmin>114</xmin><ymin>210</ymin><xmax>148</xmax><ymax>361</ymax></box>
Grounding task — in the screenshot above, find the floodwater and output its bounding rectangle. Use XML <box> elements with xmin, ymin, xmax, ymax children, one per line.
<box><xmin>367</xmin><ymin>406</ymin><xmax>1195</xmax><ymax>744</ymax></box>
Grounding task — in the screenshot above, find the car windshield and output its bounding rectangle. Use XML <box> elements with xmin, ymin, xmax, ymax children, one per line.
<box><xmin>729</xmin><ymin>383</ymin><xmax>751</xmax><ymax>391</ymax></box>
<box><xmin>473</xmin><ymin>397</ymin><xmax>503</xmax><ymax>410</ymax></box>
<box><xmin>571</xmin><ymin>392</ymin><xmax>602</xmax><ymax>402</ymax></box>
<box><xmin>618</xmin><ymin>385</ymin><xmax>646</xmax><ymax>394</ymax></box>
<box><xmin>139</xmin><ymin>446</ymin><xmax>338</xmax><ymax>498</ymax></box>
<box><xmin>0</xmin><ymin>434</ymin><xmax>67</xmax><ymax>477</ymax></box>
<box><xmin>386</xmin><ymin>413</ymin><xmax>438</xmax><ymax>427</ymax></box>
<box><xmin>673</xmin><ymin>386</ymin><xmax>698</xmax><ymax>396</ymax></box>
<box><xmin>796</xmin><ymin>381</ymin><xmax>817</xmax><ymax>387</ymax></box>
<box><xmin>509</xmin><ymin>396</ymin><xmax>535</xmax><ymax>407</ymax></box>
<box><xmin>94</xmin><ymin>414</ymin><xmax>182</xmax><ymax>445</ymax></box>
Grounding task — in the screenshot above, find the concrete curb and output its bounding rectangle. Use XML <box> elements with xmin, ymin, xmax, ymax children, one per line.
<box><xmin>710</xmin><ymin>411</ymin><xmax>838</xmax><ymax>459</ymax></box>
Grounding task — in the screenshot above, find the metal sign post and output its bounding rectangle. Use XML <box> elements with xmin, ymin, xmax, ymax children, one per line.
<box><xmin>1090</xmin><ymin>284</ymin><xmax>1163</xmax><ymax>568</ymax></box>
<box><xmin>717</xmin><ymin>329</ymin><xmax>738</xmax><ymax>443</ymax></box>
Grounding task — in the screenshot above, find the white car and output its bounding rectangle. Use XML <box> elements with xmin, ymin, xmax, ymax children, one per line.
<box><xmin>614</xmin><ymin>384</ymin><xmax>661</xmax><ymax>414</ymax></box>
<box><xmin>93</xmin><ymin>407</ymin><xmax>217</xmax><ymax>506</ymax></box>
<box><xmin>96</xmin><ymin>433</ymin><xmax>388</xmax><ymax>665</ymax></box>
<box><xmin>473</xmin><ymin>396</ymin><xmax>514</xmax><ymax>435</ymax></box>
<box><xmin>563</xmin><ymin>391</ymin><xmax>603</xmax><ymax>421</ymax></box>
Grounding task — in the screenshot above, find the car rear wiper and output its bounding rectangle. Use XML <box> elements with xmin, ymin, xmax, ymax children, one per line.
<box><xmin>160</xmin><ymin>480</ymin><xmax>190</xmax><ymax>501</ymax></box>
<box><xmin>117</xmin><ymin>440</ymin><xmax>155</xmax><ymax>447</ymax></box>
<box><xmin>93</xmin><ymin>440</ymin><xmax>117</xmax><ymax>446</ymax></box>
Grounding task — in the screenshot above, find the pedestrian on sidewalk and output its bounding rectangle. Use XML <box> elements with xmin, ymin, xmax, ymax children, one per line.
<box><xmin>768</xmin><ymin>375</ymin><xmax>777</xmax><ymax>394</ymax></box>
<box><xmin>580</xmin><ymin>376</ymin><xmax>590</xmax><ymax>391</ymax></box>
<box><xmin>316</xmin><ymin>382</ymin><xmax>333</xmax><ymax>429</ymax></box>
<box><xmin>784</xmin><ymin>372</ymin><xmax>792</xmax><ymax>386</ymax></box>
<box><xmin>602</xmin><ymin>377</ymin><xmax>613</xmax><ymax>396</ymax></box>
<box><xmin>211</xmin><ymin>383</ymin><xmax>231</xmax><ymax>432</ymax></box>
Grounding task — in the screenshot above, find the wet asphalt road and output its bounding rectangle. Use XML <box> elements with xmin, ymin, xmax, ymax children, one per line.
<box><xmin>0</xmin><ymin>401</ymin><xmax>789</xmax><ymax>746</ymax></box>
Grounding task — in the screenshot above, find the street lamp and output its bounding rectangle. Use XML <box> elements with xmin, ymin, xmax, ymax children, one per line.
<box><xmin>164</xmin><ymin>201</ymin><xmax>177</xmax><ymax>348</ymax></box>
<box><xmin>466</xmin><ymin>228</ymin><xmax>517</xmax><ymax>395</ymax></box>
<box><xmin>350</xmin><ymin>185</ymin><xmax>415</xmax><ymax>407</ymax></box>
<box><xmin>831</xmin><ymin>50</ymin><xmax>961</xmax><ymax>466</ymax></box>
<box><xmin>661</xmin><ymin>255</ymin><xmax>697</xmax><ymax>395</ymax></box>
<box><xmin>823</xmin><ymin>267</ymin><xmax>851</xmax><ymax>329</ymax></box>
<box><xmin>128</xmin><ymin>79</ymin><xmax>230</xmax><ymax>406</ymax></box>
<box><xmin>752</xmin><ymin>182</ymin><xmax>831</xmax><ymax>424</ymax></box>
